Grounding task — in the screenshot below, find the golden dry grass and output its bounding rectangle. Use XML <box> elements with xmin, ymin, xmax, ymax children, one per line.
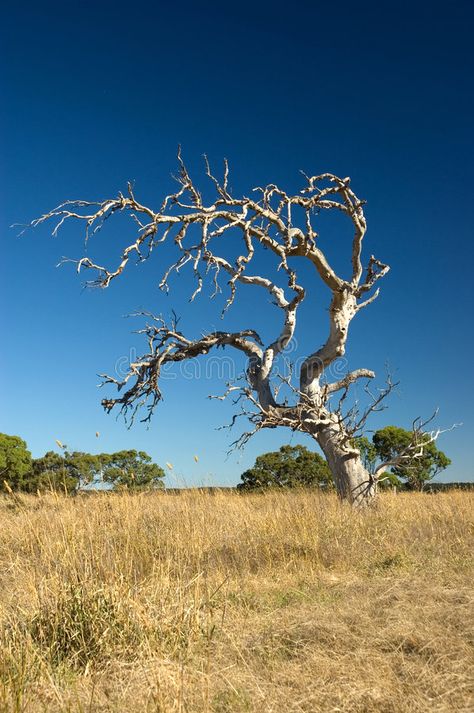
<box><xmin>0</xmin><ymin>489</ymin><xmax>472</xmax><ymax>712</ymax></box>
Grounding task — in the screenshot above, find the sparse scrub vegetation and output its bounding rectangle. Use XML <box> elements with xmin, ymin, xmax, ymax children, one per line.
<box><xmin>0</xmin><ymin>489</ymin><xmax>472</xmax><ymax>712</ymax></box>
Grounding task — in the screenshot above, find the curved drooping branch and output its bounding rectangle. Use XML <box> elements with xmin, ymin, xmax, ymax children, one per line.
<box><xmin>99</xmin><ymin>314</ymin><xmax>266</xmax><ymax>423</ymax></box>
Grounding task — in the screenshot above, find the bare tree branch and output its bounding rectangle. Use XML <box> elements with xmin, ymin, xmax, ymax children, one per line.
<box><xmin>99</xmin><ymin>314</ymin><xmax>264</xmax><ymax>424</ymax></box>
<box><xmin>325</xmin><ymin>369</ymin><xmax>376</xmax><ymax>394</ymax></box>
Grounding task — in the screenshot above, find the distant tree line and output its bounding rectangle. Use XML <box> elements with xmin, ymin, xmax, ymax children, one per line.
<box><xmin>0</xmin><ymin>434</ymin><xmax>165</xmax><ymax>494</ymax></box>
<box><xmin>0</xmin><ymin>425</ymin><xmax>458</xmax><ymax>496</ymax></box>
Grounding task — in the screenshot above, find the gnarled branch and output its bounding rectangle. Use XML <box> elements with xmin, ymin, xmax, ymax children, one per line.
<box><xmin>100</xmin><ymin>314</ymin><xmax>263</xmax><ymax>424</ymax></box>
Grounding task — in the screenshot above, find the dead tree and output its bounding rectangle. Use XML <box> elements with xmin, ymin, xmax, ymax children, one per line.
<box><xmin>30</xmin><ymin>151</ymin><xmax>445</xmax><ymax>505</ymax></box>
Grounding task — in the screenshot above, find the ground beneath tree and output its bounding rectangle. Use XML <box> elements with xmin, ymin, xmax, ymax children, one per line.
<box><xmin>0</xmin><ymin>490</ymin><xmax>472</xmax><ymax>712</ymax></box>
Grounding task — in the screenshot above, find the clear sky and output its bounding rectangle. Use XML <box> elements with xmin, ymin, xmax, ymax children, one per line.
<box><xmin>1</xmin><ymin>0</ymin><xmax>473</xmax><ymax>485</ymax></box>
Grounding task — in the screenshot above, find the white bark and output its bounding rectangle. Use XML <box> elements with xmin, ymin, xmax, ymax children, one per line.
<box><xmin>315</xmin><ymin>420</ymin><xmax>376</xmax><ymax>505</ymax></box>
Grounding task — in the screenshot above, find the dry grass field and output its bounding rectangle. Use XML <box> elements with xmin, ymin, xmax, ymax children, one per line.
<box><xmin>0</xmin><ymin>489</ymin><xmax>472</xmax><ymax>712</ymax></box>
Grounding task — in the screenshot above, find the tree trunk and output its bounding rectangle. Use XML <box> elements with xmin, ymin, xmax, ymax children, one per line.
<box><xmin>315</xmin><ymin>422</ymin><xmax>376</xmax><ymax>507</ymax></box>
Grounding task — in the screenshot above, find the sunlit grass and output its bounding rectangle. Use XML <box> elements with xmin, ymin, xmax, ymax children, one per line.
<box><xmin>0</xmin><ymin>489</ymin><xmax>472</xmax><ymax>712</ymax></box>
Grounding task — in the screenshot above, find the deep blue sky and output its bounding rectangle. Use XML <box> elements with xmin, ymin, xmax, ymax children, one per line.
<box><xmin>1</xmin><ymin>0</ymin><xmax>473</xmax><ymax>484</ymax></box>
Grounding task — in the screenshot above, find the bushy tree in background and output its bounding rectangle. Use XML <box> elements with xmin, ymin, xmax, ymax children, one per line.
<box><xmin>372</xmin><ymin>426</ymin><xmax>450</xmax><ymax>491</ymax></box>
<box><xmin>0</xmin><ymin>434</ymin><xmax>32</xmax><ymax>491</ymax></box>
<box><xmin>26</xmin><ymin>450</ymin><xmax>107</xmax><ymax>493</ymax></box>
<box><xmin>29</xmin><ymin>451</ymin><xmax>79</xmax><ymax>494</ymax></box>
<box><xmin>35</xmin><ymin>449</ymin><xmax>165</xmax><ymax>492</ymax></box>
<box><xmin>353</xmin><ymin>427</ymin><xmax>450</xmax><ymax>491</ymax></box>
<box><xmin>101</xmin><ymin>450</ymin><xmax>165</xmax><ymax>490</ymax></box>
<box><xmin>238</xmin><ymin>445</ymin><xmax>332</xmax><ymax>491</ymax></box>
